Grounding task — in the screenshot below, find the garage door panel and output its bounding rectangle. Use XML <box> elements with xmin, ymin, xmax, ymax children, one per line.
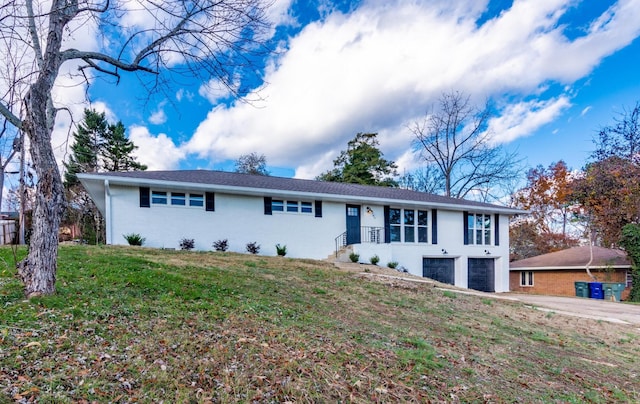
<box><xmin>423</xmin><ymin>258</ymin><xmax>455</xmax><ymax>285</ymax></box>
<box><xmin>468</xmin><ymin>258</ymin><xmax>495</xmax><ymax>292</ymax></box>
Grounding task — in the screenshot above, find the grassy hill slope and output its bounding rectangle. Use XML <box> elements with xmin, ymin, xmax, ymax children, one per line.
<box><xmin>1</xmin><ymin>245</ymin><xmax>639</xmax><ymax>402</ymax></box>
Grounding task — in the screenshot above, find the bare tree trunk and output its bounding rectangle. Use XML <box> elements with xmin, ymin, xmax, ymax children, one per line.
<box><xmin>17</xmin><ymin>82</ymin><xmax>65</xmax><ymax>297</ymax></box>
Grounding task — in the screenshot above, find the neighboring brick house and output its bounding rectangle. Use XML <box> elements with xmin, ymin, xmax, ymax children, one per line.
<box><xmin>510</xmin><ymin>246</ymin><xmax>632</xmax><ymax>300</ymax></box>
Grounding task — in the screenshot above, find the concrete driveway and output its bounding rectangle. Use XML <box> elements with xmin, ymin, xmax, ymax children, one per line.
<box><xmin>499</xmin><ymin>293</ymin><xmax>640</xmax><ymax>326</ymax></box>
<box><xmin>356</xmin><ymin>271</ymin><xmax>640</xmax><ymax>326</ymax></box>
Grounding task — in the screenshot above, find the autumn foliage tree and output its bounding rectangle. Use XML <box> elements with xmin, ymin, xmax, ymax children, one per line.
<box><xmin>569</xmin><ymin>103</ymin><xmax>640</xmax><ymax>248</ymax></box>
<box><xmin>570</xmin><ymin>157</ymin><xmax>640</xmax><ymax>247</ymax></box>
<box><xmin>510</xmin><ymin>160</ymin><xmax>579</xmax><ymax>260</ymax></box>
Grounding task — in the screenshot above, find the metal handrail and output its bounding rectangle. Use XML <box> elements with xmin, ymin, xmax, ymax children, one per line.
<box><xmin>334</xmin><ymin>232</ymin><xmax>347</xmax><ymax>257</ymax></box>
<box><xmin>361</xmin><ymin>226</ymin><xmax>383</xmax><ymax>244</ymax></box>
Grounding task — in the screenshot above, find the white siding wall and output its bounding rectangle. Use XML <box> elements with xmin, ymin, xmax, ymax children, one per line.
<box><xmin>108</xmin><ymin>185</ymin><xmax>345</xmax><ymax>259</ymax></box>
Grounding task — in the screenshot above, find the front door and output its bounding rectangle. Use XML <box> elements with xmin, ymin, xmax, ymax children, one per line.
<box><xmin>468</xmin><ymin>258</ymin><xmax>495</xmax><ymax>292</ymax></box>
<box><xmin>346</xmin><ymin>205</ymin><xmax>361</xmax><ymax>245</ymax></box>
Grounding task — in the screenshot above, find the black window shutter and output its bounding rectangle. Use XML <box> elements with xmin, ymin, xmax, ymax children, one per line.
<box><xmin>205</xmin><ymin>192</ymin><xmax>215</xmax><ymax>212</ymax></box>
<box><xmin>431</xmin><ymin>209</ymin><xmax>438</xmax><ymax>244</ymax></box>
<box><xmin>140</xmin><ymin>187</ymin><xmax>150</xmax><ymax>208</ymax></box>
<box><xmin>264</xmin><ymin>197</ymin><xmax>272</xmax><ymax>215</ymax></box>
<box><xmin>494</xmin><ymin>213</ymin><xmax>500</xmax><ymax>246</ymax></box>
<box><xmin>315</xmin><ymin>200</ymin><xmax>322</xmax><ymax>217</ymax></box>
<box><xmin>463</xmin><ymin>211</ymin><xmax>469</xmax><ymax>245</ymax></box>
<box><xmin>384</xmin><ymin>206</ymin><xmax>390</xmax><ymax>244</ymax></box>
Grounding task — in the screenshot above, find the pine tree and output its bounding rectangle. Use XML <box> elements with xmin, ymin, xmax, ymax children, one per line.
<box><xmin>63</xmin><ymin>109</ymin><xmax>146</xmax><ymax>244</ymax></box>
<box><xmin>64</xmin><ymin>109</ymin><xmax>108</xmax><ymax>187</ymax></box>
<box><xmin>102</xmin><ymin>122</ymin><xmax>147</xmax><ymax>172</ymax></box>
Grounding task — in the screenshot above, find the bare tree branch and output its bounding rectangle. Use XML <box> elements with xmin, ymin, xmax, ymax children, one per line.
<box><xmin>410</xmin><ymin>91</ymin><xmax>522</xmax><ymax>202</ymax></box>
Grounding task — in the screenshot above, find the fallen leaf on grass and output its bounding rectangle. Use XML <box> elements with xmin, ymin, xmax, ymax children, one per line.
<box><xmin>24</xmin><ymin>341</ymin><xmax>41</xmax><ymax>348</ymax></box>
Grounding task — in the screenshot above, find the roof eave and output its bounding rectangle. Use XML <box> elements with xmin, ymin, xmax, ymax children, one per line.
<box><xmin>77</xmin><ymin>173</ymin><xmax>525</xmax><ymax>214</ymax></box>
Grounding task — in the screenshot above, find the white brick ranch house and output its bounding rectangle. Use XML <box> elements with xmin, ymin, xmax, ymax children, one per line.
<box><xmin>78</xmin><ymin>170</ymin><xmax>524</xmax><ymax>293</ymax></box>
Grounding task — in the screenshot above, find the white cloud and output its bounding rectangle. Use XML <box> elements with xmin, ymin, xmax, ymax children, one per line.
<box><xmin>198</xmin><ymin>79</ymin><xmax>235</xmax><ymax>105</ymax></box>
<box><xmin>128</xmin><ymin>125</ymin><xmax>185</xmax><ymax>170</ymax></box>
<box><xmin>181</xmin><ymin>0</ymin><xmax>640</xmax><ymax>178</ymax></box>
<box><xmin>487</xmin><ymin>97</ymin><xmax>572</xmax><ymax>144</ymax></box>
<box><xmin>266</xmin><ymin>0</ymin><xmax>296</xmax><ymax>28</ymax></box>
<box><xmin>149</xmin><ymin>101</ymin><xmax>168</xmax><ymax>125</ymax></box>
<box><xmin>581</xmin><ymin>106</ymin><xmax>592</xmax><ymax>116</ymax></box>
<box><xmin>176</xmin><ymin>89</ymin><xmax>194</xmax><ymax>103</ymax></box>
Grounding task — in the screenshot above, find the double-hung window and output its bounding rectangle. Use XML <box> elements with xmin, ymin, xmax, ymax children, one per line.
<box><xmin>467</xmin><ymin>213</ymin><xmax>491</xmax><ymax>245</ymax></box>
<box><xmin>301</xmin><ymin>202</ymin><xmax>313</xmax><ymax>213</ymax></box>
<box><xmin>272</xmin><ymin>200</ymin><xmax>284</xmax><ymax>212</ymax></box>
<box><xmin>151</xmin><ymin>191</ymin><xmax>167</xmax><ymax>205</ymax></box>
<box><xmin>287</xmin><ymin>201</ymin><xmax>299</xmax><ymax>212</ymax></box>
<box><xmin>404</xmin><ymin>210</ymin><xmax>415</xmax><ymax>242</ymax></box>
<box><xmin>189</xmin><ymin>194</ymin><xmax>204</xmax><ymax>207</ymax></box>
<box><xmin>520</xmin><ymin>271</ymin><xmax>534</xmax><ymax>287</ymax></box>
<box><xmin>171</xmin><ymin>192</ymin><xmax>186</xmax><ymax>206</ymax></box>
<box><xmin>417</xmin><ymin>210</ymin><xmax>428</xmax><ymax>242</ymax></box>
<box><xmin>389</xmin><ymin>208</ymin><xmax>402</xmax><ymax>242</ymax></box>
<box><xmin>389</xmin><ymin>208</ymin><xmax>429</xmax><ymax>243</ymax></box>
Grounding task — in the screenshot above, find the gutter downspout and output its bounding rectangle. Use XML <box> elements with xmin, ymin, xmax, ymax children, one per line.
<box><xmin>585</xmin><ymin>228</ymin><xmax>596</xmax><ymax>281</ymax></box>
<box><xmin>105</xmin><ymin>180</ymin><xmax>112</xmax><ymax>244</ymax></box>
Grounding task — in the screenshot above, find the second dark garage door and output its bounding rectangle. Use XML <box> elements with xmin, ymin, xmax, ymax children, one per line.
<box><xmin>423</xmin><ymin>258</ymin><xmax>455</xmax><ymax>285</ymax></box>
<box><xmin>468</xmin><ymin>258</ymin><xmax>495</xmax><ymax>292</ymax></box>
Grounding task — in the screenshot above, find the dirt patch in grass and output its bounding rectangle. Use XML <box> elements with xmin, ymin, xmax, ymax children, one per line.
<box><xmin>1</xmin><ymin>245</ymin><xmax>639</xmax><ymax>402</ymax></box>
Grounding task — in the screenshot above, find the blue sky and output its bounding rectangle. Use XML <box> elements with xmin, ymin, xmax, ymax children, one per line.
<box><xmin>52</xmin><ymin>0</ymin><xmax>640</xmax><ymax>181</ymax></box>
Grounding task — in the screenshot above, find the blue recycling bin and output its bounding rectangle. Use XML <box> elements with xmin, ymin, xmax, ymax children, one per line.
<box><xmin>588</xmin><ymin>282</ymin><xmax>604</xmax><ymax>299</ymax></box>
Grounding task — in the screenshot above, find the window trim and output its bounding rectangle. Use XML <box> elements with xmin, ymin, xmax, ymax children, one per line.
<box><xmin>149</xmin><ymin>190</ymin><xmax>211</xmax><ymax>210</ymax></box>
<box><xmin>189</xmin><ymin>193</ymin><xmax>204</xmax><ymax>207</ymax></box>
<box><xmin>466</xmin><ymin>212</ymin><xmax>492</xmax><ymax>246</ymax></box>
<box><xmin>151</xmin><ymin>190</ymin><xmax>168</xmax><ymax>205</ymax></box>
<box><xmin>271</xmin><ymin>199</ymin><xmax>314</xmax><ymax>215</ymax></box>
<box><xmin>520</xmin><ymin>271</ymin><xmax>534</xmax><ymax>287</ymax></box>
<box><xmin>388</xmin><ymin>207</ymin><xmax>429</xmax><ymax>244</ymax></box>
<box><xmin>171</xmin><ymin>192</ymin><xmax>186</xmax><ymax>206</ymax></box>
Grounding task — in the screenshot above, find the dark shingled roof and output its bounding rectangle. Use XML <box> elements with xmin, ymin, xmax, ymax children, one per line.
<box><xmin>86</xmin><ymin>170</ymin><xmax>522</xmax><ymax>212</ymax></box>
<box><xmin>510</xmin><ymin>246</ymin><xmax>631</xmax><ymax>269</ymax></box>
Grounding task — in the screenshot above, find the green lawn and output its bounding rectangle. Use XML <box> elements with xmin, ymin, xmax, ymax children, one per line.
<box><xmin>1</xmin><ymin>245</ymin><xmax>638</xmax><ymax>402</ymax></box>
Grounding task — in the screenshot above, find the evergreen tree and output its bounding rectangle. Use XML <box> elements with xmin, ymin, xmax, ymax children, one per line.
<box><xmin>63</xmin><ymin>109</ymin><xmax>146</xmax><ymax>244</ymax></box>
<box><xmin>102</xmin><ymin>122</ymin><xmax>147</xmax><ymax>172</ymax></box>
<box><xmin>64</xmin><ymin>109</ymin><xmax>108</xmax><ymax>187</ymax></box>
<box><xmin>317</xmin><ymin>133</ymin><xmax>398</xmax><ymax>187</ymax></box>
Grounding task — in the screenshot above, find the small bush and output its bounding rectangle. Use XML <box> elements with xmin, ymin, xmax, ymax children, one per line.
<box><xmin>370</xmin><ymin>255</ymin><xmax>380</xmax><ymax>265</ymax></box>
<box><xmin>213</xmin><ymin>239</ymin><xmax>228</xmax><ymax>252</ymax></box>
<box><xmin>349</xmin><ymin>252</ymin><xmax>360</xmax><ymax>263</ymax></box>
<box><xmin>276</xmin><ymin>244</ymin><xmax>287</xmax><ymax>256</ymax></box>
<box><xmin>124</xmin><ymin>233</ymin><xmax>145</xmax><ymax>246</ymax></box>
<box><xmin>179</xmin><ymin>238</ymin><xmax>195</xmax><ymax>251</ymax></box>
<box><xmin>387</xmin><ymin>261</ymin><xmax>399</xmax><ymax>269</ymax></box>
<box><xmin>246</xmin><ymin>242</ymin><xmax>260</xmax><ymax>254</ymax></box>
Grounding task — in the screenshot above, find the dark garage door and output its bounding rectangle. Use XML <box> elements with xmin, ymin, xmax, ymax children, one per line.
<box><xmin>423</xmin><ymin>258</ymin><xmax>455</xmax><ymax>285</ymax></box>
<box><xmin>468</xmin><ymin>258</ymin><xmax>495</xmax><ymax>292</ymax></box>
